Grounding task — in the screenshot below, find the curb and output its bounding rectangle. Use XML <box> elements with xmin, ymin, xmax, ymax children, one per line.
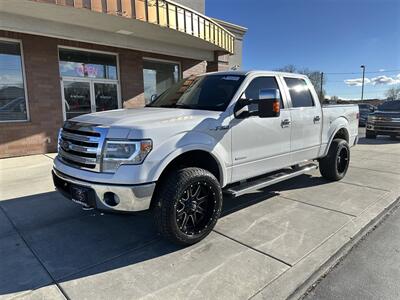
<box><xmin>250</xmin><ymin>190</ymin><xmax>400</xmax><ymax>300</ymax></box>
<box><xmin>294</xmin><ymin>195</ymin><xmax>400</xmax><ymax>300</ymax></box>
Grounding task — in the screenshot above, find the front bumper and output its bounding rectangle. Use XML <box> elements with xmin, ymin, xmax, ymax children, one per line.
<box><xmin>366</xmin><ymin>122</ymin><xmax>400</xmax><ymax>135</ymax></box>
<box><xmin>52</xmin><ymin>168</ymin><xmax>156</xmax><ymax>212</ymax></box>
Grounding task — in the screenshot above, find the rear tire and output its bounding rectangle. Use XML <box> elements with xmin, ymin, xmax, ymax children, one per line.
<box><xmin>319</xmin><ymin>139</ymin><xmax>350</xmax><ymax>181</ymax></box>
<box><xmin>153</xmin><ymin>167</ymin><xmax>222</xmax><ymax>246</ymax></box>
<box><xmin>365</xmin><ymin>130</ymin><xmax>376</xmax><ymax>139</ymax></box>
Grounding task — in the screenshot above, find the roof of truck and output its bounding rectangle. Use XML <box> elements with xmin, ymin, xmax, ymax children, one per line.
<box><xmin>205</xmin><ymin>70</ymin><xmax>308</xmax><ymax>78</ymax></box>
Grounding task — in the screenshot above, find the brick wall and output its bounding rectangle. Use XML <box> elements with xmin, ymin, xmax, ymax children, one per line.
<box><xmin>0</xmin><ymin>31</ymin><xmax>206</xmax><ymax>158</ymax></box>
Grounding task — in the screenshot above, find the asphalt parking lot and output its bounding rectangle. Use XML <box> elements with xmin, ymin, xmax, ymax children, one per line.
<box><xmin>0</xmin><ymin>129</ymin><xmax>399</xmax><ymax>300</ymax></box>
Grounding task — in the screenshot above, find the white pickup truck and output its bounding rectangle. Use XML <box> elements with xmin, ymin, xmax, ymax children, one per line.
<box><xmin>53</xmin><ymin>71</ymin><xmax>359</xmax><ymax>245</ymax></box>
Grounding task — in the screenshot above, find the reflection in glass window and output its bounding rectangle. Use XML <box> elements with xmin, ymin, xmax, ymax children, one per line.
<box><xmin>143</xmin><ymin>60</ymin><xmax>180</xmax><ymax>104</ymax></box>
<box><xmin>59</xmin><ymin>49</ymin><xmax>117</xmax><ymax>80</ymax></box>
<box><xmin>0</xmin><ymin>40</ymin><xmax>27</xmax><ymax>121</ymax></box>
<box><xmin>284</xmin><ymin>77</ymin><xmax>315</xmax><ymax>108</ymax></box>
<box><xmin>244</xmin><ymin>77</ymin><xmax>283</xmax><ymax>108</ymax></box>
<box><xmin>63</xmin><ymin>81</ymin><xmax>91</xmax><ymax>120</ymax></box>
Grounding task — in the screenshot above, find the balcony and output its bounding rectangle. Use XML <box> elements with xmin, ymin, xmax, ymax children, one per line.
<box><xmin>28</xmin><ymin>0</ymin><xmax>234</xmax><ymax>54</ymax></box>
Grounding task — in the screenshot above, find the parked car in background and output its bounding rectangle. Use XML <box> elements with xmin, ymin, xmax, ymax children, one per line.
<box><xmin>52</xmin><ymin>71</ymin><xmax>359</xmax><ymax>245</ymax></box>
<box><xmin>366</xmin><ymin>100</ymin><xmax>400</xmax><ymax>139</ymax></box>
<box><xmin>358</xmin><ymin>103</ymin><xmax>375</xmax><ymax>126</ymax></box>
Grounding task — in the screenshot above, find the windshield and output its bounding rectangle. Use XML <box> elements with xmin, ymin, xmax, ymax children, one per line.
<box><xmin>147</xmin><ymin>74</ymin><xmax>245</xmax><ymax>111</ymax></box>
<box><xmin>377</xmin><ymin>100</ymin><xmax>400</xmax><ymax>111</ymax></box>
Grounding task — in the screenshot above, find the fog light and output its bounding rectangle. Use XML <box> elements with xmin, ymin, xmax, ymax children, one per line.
<box><xmin>104</xmin><ymin>192</ymin><xmax>120</xmax><ymax>207</ymax></box>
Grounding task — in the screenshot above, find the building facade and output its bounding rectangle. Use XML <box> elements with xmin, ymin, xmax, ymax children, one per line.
<box><xmin>0</xmin><ymin>0</ymin><xmax>246</xmax><ymax>158</ymax></box>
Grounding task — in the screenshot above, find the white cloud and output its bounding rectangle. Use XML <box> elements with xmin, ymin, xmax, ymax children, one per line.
<box><xmin>344</xmin><ymin>78</ymin><xmax>371</xmax><ymax>86</ymax></box>
<box><xmin>379</xmin><ymin>69</ymin><xmax>385</xmax><ymax>72</ymax></box>
<box><xmin>370</xmin><ymin>75</ymin><xmax>400</xmax><ymax>85</ymax></box>
<box><xmin>344</xmin><ymin>74</ymin><xmax>400</xmax><ymax>86</ymax></box>
<box><xmin>0</xmin><ymin>75</ymin><xmax>23</xmax><ymax>85</ymax></box>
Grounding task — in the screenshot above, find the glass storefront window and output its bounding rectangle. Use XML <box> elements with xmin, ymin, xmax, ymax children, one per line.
<box><xmin>59</xmin><ymin>48</ymin><xmax>117</xmax><ymax>80</ymax></box>
<box><xmin>0</xmin><ymin>40</ymin><xmax>28</xmax><ymax>122</ymax></box>
<box><xmin>59</xmin><ymin>48</ymin><xmax>120</xmax><ymax>120</ymax></box>
<box><xmin>63</xmin><ymin>81</ymin><xmax>91</xmax><ymax>120</ymax></box>
<box><xmin>143</xmin><ymin>60</ymin><xmax>180</xmax><ymax>104</ymax></box>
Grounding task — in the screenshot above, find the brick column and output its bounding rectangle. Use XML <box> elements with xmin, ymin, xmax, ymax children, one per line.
<box><xmin>206</xmin><ymin>51</ymin><xmax>230</xmax><ymax>72</ymax></box>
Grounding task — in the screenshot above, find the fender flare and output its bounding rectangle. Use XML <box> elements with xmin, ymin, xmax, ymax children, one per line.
<box><xmin>323</xmin><ymin>125</ymin><xmax>350</xmax><ymax>157</ymax></box>
<box><xmin>152</xmin><ymin>144</ymin><xmax>228</xmax><ymax>187</ymax></box>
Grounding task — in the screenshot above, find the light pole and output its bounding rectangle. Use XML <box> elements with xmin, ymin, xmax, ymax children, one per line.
<box><xmin>360</xmin><ymin>65</ymin><xmax>365</xmax><ymax>101</ymax></box>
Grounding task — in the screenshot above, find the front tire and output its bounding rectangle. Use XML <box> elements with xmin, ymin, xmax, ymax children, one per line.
<box><xmin>154</xmin><ymin>167</ymin><xmax>222</xmax><ymax>246</ymax></box>
<box><xmin>319</xmin><ymin>139</ymin><xmax>350</xmax><ymax>181</ymax></box>
<box><xmin>365</xmin><ymin>130</ymin><xmax>376</xmax><ymax>139</ymax></box>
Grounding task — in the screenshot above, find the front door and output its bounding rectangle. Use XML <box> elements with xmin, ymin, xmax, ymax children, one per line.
<box><xmin>231</xmin><ymin>76</ymin><xmax>291</xmax><ymax>183</ymax></box>
<box><xmin>283</xmin><ymin>76</ymin><xmax>322</xmax><ymax>162</ymax></box>
<box><xmin>61</xmin><ymin>79</ymin><xmax>120</xmax><ymax>120</ymax></box>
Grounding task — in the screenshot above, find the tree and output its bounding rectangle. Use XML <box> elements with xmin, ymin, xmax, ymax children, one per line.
<box><xmin>385</xmin><ymin>87</ymin><xmax>400</xmax><ymax>100</ymax></box>
<box><xmin>275</xmin><ymin>65</ymin><xmax>327</xmax><ymax>102</ymax></box>
<box><xmin>330</xmin><ymin>95</ymin><xmax>339</xmax><ymax>103</ymax></box>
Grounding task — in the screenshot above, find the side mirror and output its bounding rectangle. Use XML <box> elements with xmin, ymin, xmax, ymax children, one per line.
<box><xmin>258</xmin><ymin>89</ymin><xmax>281</xmax><ymax>118</ymax></box>
<box><xmin>234</xmin><ymin>88</ymin><xmax>281</xmax><ymax>119</ymax></box>
<box><xmin>150</xmin><ymin>94</ymin><xmax>158</xmax><ymax>103</ymax></box>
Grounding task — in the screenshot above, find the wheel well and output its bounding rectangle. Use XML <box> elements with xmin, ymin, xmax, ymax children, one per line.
<box><xmin>150</xmin><ymin>150</ymin><xmax>221</xmax><ymax>209</ymax></box>
<box><xmin>333</xmin><ymin>128</ymin><xmax>349</xmax><ymax>142</ymax></box>
<box><xmin>158</xmin><ymin>150</ymin><xmax>221</xmax><ymax>184</ymax></box>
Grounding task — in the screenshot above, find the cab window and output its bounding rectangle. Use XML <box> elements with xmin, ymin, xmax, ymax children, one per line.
<box><xmin>284</xmin><ymin>77</ymin><xmax>315</xmax><ymax>108</ymax></box>
<box><xmin>243</xmin><ymin>77</ymin><xmax>284</xmax><ymax>108</ymax></box>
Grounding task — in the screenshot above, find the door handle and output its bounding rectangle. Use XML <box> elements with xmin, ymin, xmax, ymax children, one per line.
<box><xmin>313</xmin><ymin>116</ymin><xmax>321</xmax><ymax>123</ymax></box>
<box><xmin>281</xmin><ymin>119</ymin><xmax>291</xmax><ymax>128</ymax></box>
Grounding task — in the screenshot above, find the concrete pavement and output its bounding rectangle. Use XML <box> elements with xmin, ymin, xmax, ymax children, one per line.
<box><xmin>0</xmin><ymin>132</ymin><xmax>399</xmax><ymax>299</ymax></box>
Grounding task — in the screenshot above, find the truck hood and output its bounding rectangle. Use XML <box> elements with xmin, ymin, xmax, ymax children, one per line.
<box><xmin>70</xmin><ymin>107</ymin><xmax>222</xmax><ymax>129</ymax></box>
<box><xmin>371</xmin><ymin>110</ymin><xmax>400</xmax><ymax>118</ymax></box>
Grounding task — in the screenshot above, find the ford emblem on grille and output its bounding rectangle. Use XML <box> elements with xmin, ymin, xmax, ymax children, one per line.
<box><xmin>61</xmin><ymin>140</ymin><xmax>71</xmax><ymax>150</ymax></box>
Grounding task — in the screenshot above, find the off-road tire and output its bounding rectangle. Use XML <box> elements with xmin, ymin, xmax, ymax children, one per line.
<box><xmin>365</xmin><ymin>130</ymin><xmax>376</xmax><ymax>139</ymax></box>
<box><xmin>319</xmin><ymin>139</ymin><xmax>350</xmax><ymax>181</ymax></box>
<box><xmin>153</xmin><ymin>167</ymin><xmax>222</xmax><ymax>246</ymax></box>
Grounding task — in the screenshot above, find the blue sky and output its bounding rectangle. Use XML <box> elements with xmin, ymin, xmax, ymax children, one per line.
<box><xmin>207</xmin><ymin>0</ymin><xmax>400</xmax><ymax>100</ymax></box>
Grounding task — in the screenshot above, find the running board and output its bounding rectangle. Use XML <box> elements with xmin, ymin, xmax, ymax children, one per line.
<box><xmin>223</xmin><ymin>163</ymin><xmax>318</xmax><ymax>197</ymax></box>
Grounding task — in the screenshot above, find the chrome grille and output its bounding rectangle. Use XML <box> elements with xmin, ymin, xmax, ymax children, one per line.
<box><xmin>58</xmin><ymin>122</ymin><xmax>108</xmax><ymax>172</ymax></box>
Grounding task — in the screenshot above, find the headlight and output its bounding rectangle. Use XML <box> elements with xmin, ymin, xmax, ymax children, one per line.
<box><xmin>102</xmin><ymin>140</ymin><xmax>152</xmax><ymax>172</ymax></box>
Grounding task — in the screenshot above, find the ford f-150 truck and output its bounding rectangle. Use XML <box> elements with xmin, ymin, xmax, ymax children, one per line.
<box><xmin>366</xmin><ymin>100</ymin><xmax>400</xmax><ymax>139</ymax></box>
<box><xmin>52</xmin><ymin>71</ymin><xmax>359</xmax><ymax>245</ymax></box>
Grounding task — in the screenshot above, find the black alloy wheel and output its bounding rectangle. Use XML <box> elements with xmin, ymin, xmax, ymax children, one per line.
<box><xmin>175</xmin><ymin>181</ymin><xmax>216</xmax><ymax>236</ymax></box>
<box><xmin>154</xmin><ymin>167</ymin><xmax>223</xmax><ymax>246</ymax></box>
<box><xmin>336</xmin><ymin>146</ymin><xmax>349</xmax><ymax>174</ymax></box>
<box><xmin>319</xmin><ymin>138</ymin><xmax>350</xmax><ymax>181</ymax></box>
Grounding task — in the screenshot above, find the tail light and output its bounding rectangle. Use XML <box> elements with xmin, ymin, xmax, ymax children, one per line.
<box><xmin>356</xmin><ymin>112</ymin><xmax>359</xmax><ymax>119</ymax></box>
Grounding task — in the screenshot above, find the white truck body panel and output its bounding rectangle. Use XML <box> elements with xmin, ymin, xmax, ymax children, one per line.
<box><xmin>53</xmin><ymin>70</ymin><xmax>359</xmax><ymax>213</ymax></box>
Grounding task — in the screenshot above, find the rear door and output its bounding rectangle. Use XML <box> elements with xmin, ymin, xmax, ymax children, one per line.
<box><xmin>282</xmin><ymin>76</ymin><xmax>322</xmax><ymax>162</ymax></box>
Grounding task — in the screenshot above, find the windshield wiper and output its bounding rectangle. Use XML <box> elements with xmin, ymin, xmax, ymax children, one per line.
<box><xmin>175</xmin><ymin>104</ymin><xmax>197</xmax><ymax>109</ymax></box>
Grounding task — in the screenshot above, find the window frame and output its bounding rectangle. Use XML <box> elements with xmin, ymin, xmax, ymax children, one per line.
<box><xmin>283</xmin><ymin>76</ymin><xmax>316</xmax><ymax>109</ymax></box>
<box><xmin>0</xmin><ymin>37</ymin><xmax>30</xmax><ymax>123</ymax></box>
<box><xmin>241</xmin><ymin>76</ymin><xmax>285</xmax><ymax>109</ymax></box>
<box><xmin>57</xmin><ymin>46</ymin><xmax>122</xmax><ymax>121</ymax></box>
<box><xmin>142</xmin><ymin>57</ymin><xmax>182</xmax><ymax>104</ymax></box>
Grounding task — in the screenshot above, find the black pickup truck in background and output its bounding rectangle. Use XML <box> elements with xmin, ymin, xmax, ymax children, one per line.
<box><xmin>366</xmin><ymin>100</ymin><xmax>400</xmax><ymax>139</ymax></box>
<box><xmin>358</xmin><ymin>103</ymin><xmax>375</xmax><ymax>126</ymax></box>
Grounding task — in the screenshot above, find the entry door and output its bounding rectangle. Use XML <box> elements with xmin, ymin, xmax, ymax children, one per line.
<box><xmin>283</xmin><ymin>77</ymin><xmax>322</xmax><ymax>162</ymax></box>
<box><xmin>92</xmin><ymin>81</ymin><xmax>119</xmax><ymax>113</ymax></box>
<box><xmin>231</xmin><ymin>76</ymin><xmax>291</xmax><ymax>183</ymax></box>
<box><xmin>61</xmin><ymin>78</ymin><xmax>120</xmax><ymax>120</ymax></box>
